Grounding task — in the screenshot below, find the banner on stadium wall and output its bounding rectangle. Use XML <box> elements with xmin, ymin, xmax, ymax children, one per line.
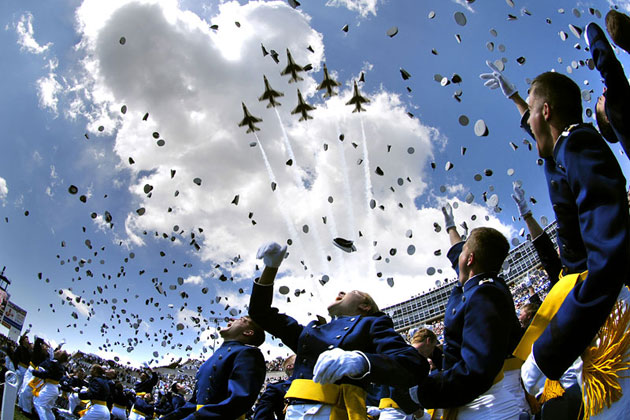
<box><xmin>2</xmin><ymin>301</ymin><xmax>27</xmax><ymax>332</ymax></box>
<box><xmin>0</xmin><ymin>289</ymin><xmax>9</xmax><ymax>320</ymax></box>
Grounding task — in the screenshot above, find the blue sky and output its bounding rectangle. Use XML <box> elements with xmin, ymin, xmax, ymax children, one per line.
<box><xmin>1</xmin><ymin>0</ymin><xmax>629</xmax><ymax>366</ymax></box>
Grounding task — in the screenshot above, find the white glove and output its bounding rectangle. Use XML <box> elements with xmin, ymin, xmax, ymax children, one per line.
<box><xmin>521</xmin><ymin>351</ymin><xmax>547</xmax><ymax>396</ymax></box>
<box><xmin>479</xmin><ymin>60</ymin><xmax>517</xmax><ymax>98</ymax></box>
<box><xmin>366</xmin><ymin>406</ymin><xmax>381</xmax><ymax>417</ymax></box>
<box><xmin>256</xmin><ymin>242</ymin><xmax>287</xmax><ymax>268</ymax></box>
<box><xmin>142</xmin><ymin>361</ymin><xmax>150</xmax><ymax>369</ymax></box>
<box><xmin>313</xmin><ymin>348</ymin><xmax>369</xmax><ymax>384</ymax></box>
<box><xmin>441</xmin><ymin>203</ymin><xmax>455</xmax><ymax>231</ymax></box>
<box><xmin>511</xmin><ymin>182</ymin><xmax>531</xmax><ymax>218</ymax></box>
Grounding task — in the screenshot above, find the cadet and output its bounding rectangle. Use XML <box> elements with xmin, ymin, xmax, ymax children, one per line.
<box><xmin>411</xmin><ymin>225</ymin><xmax>526</xmax><ymax>419</ymax></box>
<box><xmin>249</xmin><ymin>242</ymin><xmax>428</xmax><ymax>420</ymax></box>
<box><xmin>79</xmin><ymin>364</ymin><xmax>111</xmax><ymax>420</ymax></box>
<box><xmin>161</xmin><ymin>316</ymin><xmax>266</xmax><ymax>420</ymax></box>
<box><xmin>481</xmin><ymin>66</ymin><xmax>630</xmax><ymax>417</ymax></box>
<box><xmin>253</xmin><ymin>354</ymin><xmax>295</xmax><ymax>420</ymax></box>
<box><xmin>32</xmin><ymin>349</ymin><xmax>69</xmax><ymax>420</ymax></box>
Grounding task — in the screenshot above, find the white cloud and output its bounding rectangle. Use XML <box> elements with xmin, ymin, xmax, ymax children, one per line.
<box><xmin>325</xmin><ymin>0</ymin><xmax>381</xmax><ymax>17</ymax></box>
<box><xmin>608</xmin><ymin>1</ymin><xmax>630</xmax><ymax>14</ymax></box>
<box><xmin>43</xmin><ymin>0</ymin><xmax>518</xmax><ymax>341</ymax></box>
<box><xmin>59</xmin><ymin>288</ymin><xmax>93</xmax><ymax>318</ymax></box>
<box><xmin>15</xmin><ymin>12</ymin><xmax>52</xmax><ymax>54</ymax></box>
<box><xmin>0</xmin><ymin>177</ymin><xmax>8</xmax><ymax>205</ymax></box>
<box><xmin>36</xmin><ymin>68</ymin><xmax>63</xmax><ymax>115</ymax></box>
<box><xmin>183</xmin><ymin>275</ymin><xmax>204</xmax><ymax>285</ymax></box>
<box><xmin>452</xmin><ymin>0</ymin><xmax>475</xmax><ymax>12</ymax></box>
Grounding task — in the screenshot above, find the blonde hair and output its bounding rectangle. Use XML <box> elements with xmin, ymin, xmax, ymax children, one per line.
<box><xmin>357</xmin><ymin>291</ymin><xmax>380</xmax><ymax>314</ymax></box>
<box><xmin>411</xmin><ymin>328</ymin><xmax>437</xmax><ymax>345</ymax></box>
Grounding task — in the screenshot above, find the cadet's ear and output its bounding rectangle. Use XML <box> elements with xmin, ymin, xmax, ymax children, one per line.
<box><xmin>466</xmin><ymin>251</ymin><xmax>475</xmax><ymax>267</ymax></box>
<box><xmin>358</xmin><ymin>303</ymin><xmax>372</xmax><ymax>314</ymax></box>
<box><xmin>242</xmin><ymin>329</ymin><xmax>254</xmax><ymax>337</ymax></box>
<box><xmin>542</xmin><ymin>102</ymin><xmax>551</xmax><ymax>121</ymax></box>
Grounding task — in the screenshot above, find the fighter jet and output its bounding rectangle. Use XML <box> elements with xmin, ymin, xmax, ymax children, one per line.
<box><xmin>291</xmin><ymin>90</ymin><xmax>316</xmax><ymax>121</ymax></box>
<box><xmin>258</xmin><ymin>75</ymin><xmax>284</xmax><ymax>108</ymax></box>
<box><xmin>316</xmin><ymin>64</ymin><xmax>341</xmax><ymax>97</ymax></box>
<box><xmin>345</xmin><ymin>81</ymin><xmax>370</xmax><ymax>113</ymax></box>
<box><xmin>281</xmin><ymin>49</ymin><xmax>305</xmax><ymax>83</ymax></box>
<box><xmin>237</xmin><ymin>103</ymin><xmax>262</xmax><ymax>133</ymax></box>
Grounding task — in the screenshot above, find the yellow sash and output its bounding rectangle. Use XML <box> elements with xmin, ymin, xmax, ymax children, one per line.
<box><xmin>29</xmin><ymin>377</ymin><xmax>45</xmax><ymax>397</ymax></box>
<box><xmin>132</xmin><ymin>408</ymin><xmax>149</xmax><ymax>418</ymax></box>
<box><xmin>513</xmin><ymin>271</ymin><xmax>587</xmax><ymax>361</ymax></box>
<box><xmin>378</xmin><ymin>398</ymin><xmax>399</xmax><ymax>409</ymax></box>
<box><xmin>113</xmin><ymin>404</ymin><xmax>127</xmax><ymax>409</ymax></box>
<box><xmin>195</xmin><ymin>405</ymin><xmax>245</xmax><ymax>420</ymax></box>
<box><xmin>284</xmin><ymin>379</ymin><xmax>366</xmax><ymax>420</ymax></box>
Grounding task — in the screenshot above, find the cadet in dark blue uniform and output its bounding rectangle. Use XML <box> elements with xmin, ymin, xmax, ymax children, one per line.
<box><xmin>481</xmin><ymin>62</ymin><xmax>630</xmax><ymax>380</ymax></box>
<box><xmin>130</xmin><ymin>393</ymin><xmax>155</xmax><ymax>420</ymax></box>
<box><xmin>170</xmin><ymin>382</ymin><xmax>187</xmax><ymax>412</ymax></box>
<box><xmin>411</xmin><ymin>225</ymin><xmax>525</xmax><ymax>418</ymax></box>
<box><xmin>134</xmin><ymin>367</ymin><xmax>159</xmax><ymax>396</ymax></box>
<box><xmin>79</xmin><ymin>364</ymin><xmax>111</xmax><ymax>420</ymax></box>
<box><xmin>161</xmin><ymin>316</ymin><xmax>266</xmax><ymax>420</ymax></box>
<box><xmin>250</xmin><ymin>242</ymin><xmax>428</xmax><ymax>420</ymax></box>
<box><xmin>32</xmin><ymin>349</ymin><xmax>69</xmax><ymax>420</ymax></box>
<box><xmin>110</xmin><ymin>382</ymin><xmax>129</xmax><ymax>420</ymax></box>
<box><xmin>253</xmin><ymin>355</ymin><xmax>295</xmax><ymax>420</ymax></box>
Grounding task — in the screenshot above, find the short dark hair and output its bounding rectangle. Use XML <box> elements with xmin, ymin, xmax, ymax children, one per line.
<box><xmin>244</xmin><ymin>317</ymin><xmax>266</xmax><ymax>347</ymax></box>
<box><xmin>531</xmin><ymin>72</ymin><xmax>583</xmax><ymax>126</ymax></box>
<box><xmin>465</xmin><ymin>227</ymin><xmax>509</xmax><ymax>273</ymax></box>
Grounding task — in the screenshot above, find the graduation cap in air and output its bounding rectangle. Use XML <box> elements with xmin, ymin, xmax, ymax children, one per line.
<box><xmin>333</xmin><ymin>237</ymin><xmax>356</xmax><ymax>253</ymax></box>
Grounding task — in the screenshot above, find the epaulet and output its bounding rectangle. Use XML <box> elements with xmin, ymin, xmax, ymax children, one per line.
<box><xmin>478</xmin><ymin>278</ymin><xmax>494</xmax><ymax>285</ymax></box>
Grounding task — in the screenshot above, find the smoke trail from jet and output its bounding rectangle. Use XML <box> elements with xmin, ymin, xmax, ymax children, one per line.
<box><xmin>253</xmin><ymin>131</ymin><xmax>324</xmax><ymax>305</ymax></box>
<box><xmin>335</xmin><ymin>120</ymin><xmax>356</xmax><ymax>236</ymax></box>
<box><xmin>273</xmin><ymin>108</ymin><xmax>329</xmax><ymax>272</ymax></box>
<box><xmin>359</xmin><ymin>115</ymin><xmax>377</xmax><ymax>280</ymax></box>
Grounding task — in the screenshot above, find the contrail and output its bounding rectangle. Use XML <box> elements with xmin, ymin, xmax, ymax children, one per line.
<box><xmin>359</xmin><ymin>115</ymin><xmax>377</xmax><ymax>280</ymax></box>
<box><xmin>335</xmin><ymin>120</ymin><xmax>356</xmax><ymax>235</ymax></box>
<box><xmin>273</xmin><ymin>109</ymin><xmax>328</xmax><ymax>273</ymax></box>
<box><xmin>253</xmin><ymin>131</ymin><xmax>324</xmax><ymax>306</ymax></box>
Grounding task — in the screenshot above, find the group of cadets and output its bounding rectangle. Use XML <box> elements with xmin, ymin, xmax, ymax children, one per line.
<box><xmin>6</xmin><ymin>14</ymin><xmax>630</xmax><ymax>420</ymax></box>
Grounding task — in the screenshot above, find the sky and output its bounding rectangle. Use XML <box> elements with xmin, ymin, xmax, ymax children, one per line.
<box><xmin>1</xmin><ymin>0</ymin><xmax>630</xmax><ymax>367</ymax></box>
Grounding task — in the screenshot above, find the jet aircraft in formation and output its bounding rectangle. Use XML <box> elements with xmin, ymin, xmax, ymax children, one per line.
<box><xmin>258</xmin><ymin>75</ymin><xmax>284</xmax><ymax>108</ymax></box>
<box><xmin>345</xmin><ymin>81</ymin><xmax>370</xmax><ymax>112</ymax></box>
<box><xmin>237</xmin><ymin>103</ymin><xmax>262</xmax><ymax>133</ymax></box>
<box><xmin>291</xmin><ymin>89</ymin><xmax>316</xmax><ymax>121</ymax></box>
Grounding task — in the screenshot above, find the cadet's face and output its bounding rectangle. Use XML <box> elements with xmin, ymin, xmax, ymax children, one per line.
<box><xmin>219</xmin><ymin>317</ymin><xmax>251</xmax><ymax>338</ymax></box>
<box><xmin>412</xmin><ymin>339</ymin><xmax>437</xmax><ymax>359</ymax></box>
<box><xmin>327</xmin><ymin>291</ymin><xmax>366</xmax><ymax>316</ymax></box>
<box><xmin>527</xmin><ymin>89</ymin><xmax>553</xmax><ymax>158</ymax></box>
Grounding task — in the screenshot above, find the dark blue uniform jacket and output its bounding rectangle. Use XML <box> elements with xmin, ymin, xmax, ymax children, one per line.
<box><xmin>253</xmin><ymin>379</ymin><xmax>292</xmax><ymax>420</ymax></box>
<box><xmin>417</xmin><ymin>244</ymin><xmax>521</xmax><ymax>408</ymax></box>
<box><xmin>521</xmin><ymin>118</ymin><xmax>630</xmax><ymax>379</ymax></box>
<box><xmin>164</xmin><ymin>340</ymin><xmax>265</xmax><ymax>420</ymax></box>
<box><xmin>78</xmin><ymin>376</ymin><xmax>110</xmax><ymax>401</ymax></box>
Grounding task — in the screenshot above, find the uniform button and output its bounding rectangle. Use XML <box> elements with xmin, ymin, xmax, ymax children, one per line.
<box><xmin>302</xmin><ymin>358</ymin><xmax>307</xmax><ymax>364</ymax></box>
<box><xmin>550</xmin><ymin>180</ymin><xmax>558</xmax><ymax>190</ymax></box>
<box><xmin>452</xmin><ymin>308</ymin><xmax>456</xmax><ymax>315</ymax></box>
<box><xmin>328</xmin><ymin>345</ymin><xmax>334</xmax><ymax>349</ymax></box>
<box><xmin>350</xmin><ymin>318</ymin><xmax>356</xmax><ymax>322</ymax></box>
<box><xmin>461</xmin><ymin>296</ymin><xmax>466</xmax><ymax>302</ymax></box>
<box><xmin>299</xmin><ymin>373</ymin><xmax>304</xmax><ymax>378</ymax></box>
<box><xmin>302</xmin><ymin>344</ymin><xmax>307</xmax><ymax>349</ymax></box>
<box><xmin>312</xmin><ymin>325</ymin><xmax>317</xmax><ymax>329</ymax></box>
<box><xmin>343</xmin><ymin>327</ymin><xmax>349</xmax><ymax>330</ymax></box>
<box><xmin>336</xmin><ymin>335</ymin><xmax>341</xmax><ymax>339</ymax></box>
<box><xmin>218</xmin><ymin>355</ymin><xmax>222</xmax><ymax>360</ymax></box>
<box><xmin>557</xmin><ymin>163</ymin><xmax>565</xmax><ymax>170</ymax></box>
<box><xmin>227</xmin><ymin>347</ymin><xmax>231</xmax><ymax>352</ymax></box>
